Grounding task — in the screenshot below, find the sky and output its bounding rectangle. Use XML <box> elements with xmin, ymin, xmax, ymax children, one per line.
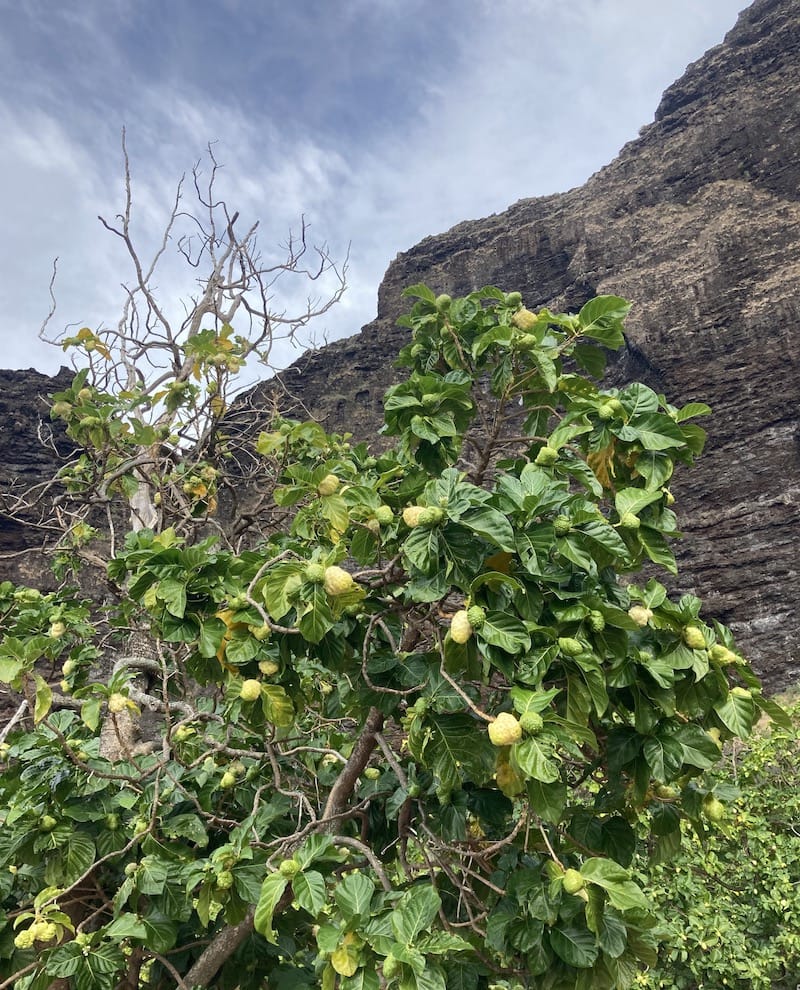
<box><xmin>0</xmin><ymin>0</ymin><xmax>748</xmax><ymax>377</ymax></box>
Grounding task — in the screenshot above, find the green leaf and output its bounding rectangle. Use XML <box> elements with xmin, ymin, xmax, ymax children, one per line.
<box><xmin>0</xmin><ymin>656</ymin><xmax>24</xmax><ymax>683</ymax></box>
<box><xmin>416</xmin><ymin>714</ymin><xmax>494</xmax><ymax>793</ymax></box>
<box><xmin>459</xmin><ymin>507</ymin><xmax>515</xmax><ymax>551</ymax></box>
<box><xmin>597</xmin><ymin>908</ymin><xmax>627</xmax><ymax>959</ymax></box>
<box><xmin>617</xmin><ymin>414</ymin><xmax>686</xmax><ymax>451</ymax></box>
<box><xmin>63</xmin><ymin>830</ymin><xmax>96</xmax><ymax>884</ymax></box>
<box><xmin>643</xmin><ymin>735</ymin><xmax>684</xmax><ymax>781</ymax></box>
<box><xmin>403</xmin><ymin>283</ymin><xmax>437</xmax><ymax>303</ymax></box>
<box><xmin>527</xmin><ymin>779</ymin><xmax>567</xmax><ymax>823</ymax></box>
<box><xmin>580</xmin><ymin>858</ymin><xmax>649</xmax><ymax>912</ymax></box>
<box><xmin>297</xmin><ymin>586</ymin><xmax>334</xmax><ymax>644</ymax></box>
<box><xmin>714</xmin><ymin>692</ymin><xmax>756</xmax><ymax>737</ymax></box>
<box><xmin>614</xmin><ymin>488</ymin><xmax>663</xmax><ymax>517</ymax></box>
<box><xmin>478</xmin><ymin>612</ymin><xmax>531</xmax><ymax>655</ymax></box>
<box><xmin>674</xmin><ymin>401</ymin><xmax>712</xmax><ymax>422</ymax></box>
<box><xmin>391</xmin><ymin>885</ymin><xmax>441</xmax><ymax>943</ymax></box>
<box><xmin>549</xmin><ymin>925</ymin><xmax>599</xmax><ymax>968</ymax></box>
<box><xmin>333</xmin><ymin>872</ymin><xmax>375</xmax><ymax>924</ymax></box>
<box><xmin>342</xmin><ymin>969</ymin><xmax>380</xmax><ymax>990</ymax></box>
<box><xmin>81</xmin><ymin>697</ymin><xmax>102</xmax><ymax>732</ymax></box>
<box><xmin>674</xmin><ymin>724</ymin><xmax>721</xmax><ymax>770</ymax></box>
<box><xmin>292</xmin><ymin>869</ymin><xmax>327</xmax><ymax>917</ymax></box>
<box><xmin>261</xmin><ymin>683</ymin><xmax>295</xmax><ymax>727</ymax></box>
<box><xmin>513</xmin><ymin>737</ymin><xmax>560</xmax><ymax>783</ymax></box>
<box><xmin>403</xmin><ymin>526</ymin><xmax>442</xmax><ymax>576</ymax></box>
<box><xmin>104</xmin><ymin>913</ymin><xmax>148</xmax><ymax>941</ymax></box>
<box><xmin>254</xmin><ymin>872</ymin><xmax>288</xmax><ymax>942</ymax></box>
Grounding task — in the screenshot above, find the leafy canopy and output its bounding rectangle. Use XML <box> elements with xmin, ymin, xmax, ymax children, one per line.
<box><xmin>0</xmin><ymin>284</ymin><xmax>779</xmax><ymax>990</ymax></box>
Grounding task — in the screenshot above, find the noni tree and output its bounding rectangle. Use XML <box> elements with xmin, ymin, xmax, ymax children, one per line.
<box><xmin>0</xmin><ymin>266</ymin><xmax>784</xmax><ymax>989</ymax></box>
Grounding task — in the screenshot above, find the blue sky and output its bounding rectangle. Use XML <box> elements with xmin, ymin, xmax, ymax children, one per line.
<box><xmin>0</xmin><ymin>0</ymin><xmax>746</xmax><ymax>375</ymax></box>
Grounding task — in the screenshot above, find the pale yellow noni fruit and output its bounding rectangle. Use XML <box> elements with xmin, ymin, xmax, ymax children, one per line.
<box><xmin>488</xmin><ymin>712</ymin><xmax>523</xmax><ymax>747</ymax></box>
<box><xmin>317</xmin><ymin>473</ymin><xmax>340</xmax><ymax>496</ymax></box>
<box><xmin>450</xmin><ymin>610</ymin><xmax>474</xmax><ymax>644</ymax></box>
<box><xmin>323</xmin><ymin>565</ymin><xmax>355</xmax><ymax>597</ymax></box>
<box><xmin>239</xmin><ymin>679</ymin><xmax>262</xmax><ymax>702</ymax></box>
<box><xmin>683</xmin><ymin>625</ymin><xmax>707</xmax><ymax>650</ymax></box>
<box><xmin>512</xmin><ymin>307</ymin><xmax>538</xmax><ymax>332</ymax></box>
<box><xmin>628</xmin><ymin>605</ymin><xmax>653</xmax><ymax>627</ymax></box>
<box><xmin>402</xmin><ymin>505</ymin><xmax>426</xmax><ymax>528</ymax></box>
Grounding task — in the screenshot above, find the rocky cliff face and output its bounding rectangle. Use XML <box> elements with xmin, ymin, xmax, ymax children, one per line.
<box><xmin>1</xmin><ymin>0</ymin><xmax>798</xmax><ymax>688</ymax></box>
<box><xmin>0</xmin><ymin>368</ymin><xmax>74</xmax><ymax>585</ymax></box>
<box><xmin>251</xmin><ymin>0</ymin><xmax>800</xmax><ymax>689</ymax></box>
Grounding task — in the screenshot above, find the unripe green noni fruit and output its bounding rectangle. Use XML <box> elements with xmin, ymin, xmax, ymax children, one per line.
<box><xmin>520</xmin><ymin>711</ymin><xmax>544</xmax><ymax>734</ymax></box>
<box><xmin>258</xmin><ymin>659</ymin><xmax>280</xmax><ymax>676</ymax></box>
<box><xmin>466</xmin><ymin>605</ymin><xmax>486</xmax><ymax>630</ymax></box>
<box><xmin>374</xmin><ymin>504</ymin><xmax>394</xmax><ymax>525</ymax></box>
<box><xmin>683</xmin><ymin>625</ymin><xmax>707</xmax><ymax>650</ymax></box>
<box><xmin>588</xmin><ymin>610</ymin><xmax>606</xmax><ymax>632</ymax></box>
<box><xmin>558</xmin><ymin>637</ymin><xmax>584</xmax><ymax>657</ymax></box>
<box><xmin>39</xmin><ymin>814</ymin><xmax>58</xmax><ymax>832</ymax></box>
<box><xmin>703</xmin><ymin>795</ymin><xmax>725</xmax><ymax>822</ymax></box>
<box><xmin>553</xmin><ymin>515</ymin><xmax>572</xmax><ymax>536</ymax></box>
<box><xmin>435</xmin><ymin>293</ymin><xmax>452</xmax><ymax>311</ymax></box>
<box><xmin>216</xmin><ymin>869</ymin><xmax>234</xmax><ymax>890</ymax></box>
<box><xmin>505</xmin><ymin>291</ymin><xmax>523</xmax><ymax>307</ymax></box>
<box><xmin>317</xmin><ymin>473</ymin><xmax>340</xmax><ymax>497</ymax></box>
<box><xmin>535</xmin><ymin>445</ymin><xmax>559</xmax><ymax>467</ymax></box>
<box><xmin>731</xmin><ymin>686</ymin><xmax>752</xmax><ymax>700</ymax></box>
<box><xmin>619</xmin><ymin>512</ymin><xmax>640</xmax><ymax>530</ymax></box>
<box><xmin>239</xmin><ymin>679</ymin><xmax>262</xmax><ymax>702</ymax></box>
<box><xmin>305</xmin><ymin>562</ymin><xmax>326</xmax><ymax>584</ymax></box>
<box><xmin>278</xmin><ymin>859</ymin><xmax>300</xmax><ymax>878</ymax></box>
<box><xmin>363</xmin><ymin>767</ymin><xmax>380</xmax><ymax>781</ymax></box>
<box><xmin>323</xmin><ymin>565</ymin><xmax>355</xmax><ymax>597</ymax></box>
<box><xmin>562</xmin><ymin>869</ymin><xmax>585</xmax><ymax>894</ymax></box>
<box><xmin>383</xmin><ymin>953</ymin><xmax>401</xmax><ymax>979</ymax></box>
<box><xmin>418</xmin><ymin>506</ymin><xmax>445</xmax><ymax>526</ymax></box>
<box><xmin>450</xmin><ymin>610</ymin><xmax>474</xmax><ymax>644</ymax></box>
<box><xmin>597</xmin><ymin>403</ymin><xmax>616</xmax><ymax>421</ymax></box>
<box><xmin>512</xmin><ymin>308</ymin><xmax>538</xmax><ymax>332</ymax></box>
<box><xmin>219</xmin><ymin>771</ymin><xmax>237</xmax><ymax>789</ymax></box>
<box><xmin>488</xmin><ymin>712</ymin><xmax>523</xmax><ymax>746</ymax></box>
<box><xmin>628</xmin><ymin>605</ymin><xmax>653</xmax><ymax>627</ymax></box>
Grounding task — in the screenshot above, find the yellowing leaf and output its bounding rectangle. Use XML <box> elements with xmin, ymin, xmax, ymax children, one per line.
<box><xmin>331</xmin><ymin>945</ymin><xmax>359</xmax><ymax>977</ymax></box>
<box><xmin>587</xmin><ymin>444</ymin><xmax>616</xmax><ymax>491</ymax></box>
<box><xmin>484</xmin><ymin>551</ymin><xmax>513</xmax><ymax>574</ymax></box>
<box><xmin>33</xmin><ymin>674</ymin><xmax>53</xmax><ymax>724</ymax></box>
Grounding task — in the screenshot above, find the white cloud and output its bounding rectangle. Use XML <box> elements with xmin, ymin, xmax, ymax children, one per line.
<box><xmin>0</xmin><ymin>0</ymin><xmax>746</xmax><ymax>376</ymax></box>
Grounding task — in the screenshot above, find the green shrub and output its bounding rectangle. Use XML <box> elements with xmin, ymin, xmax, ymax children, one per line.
<box><xmin>638</xmin><ymin>701</ymin><xmax>800</xmax><ymax>988</ymax></box>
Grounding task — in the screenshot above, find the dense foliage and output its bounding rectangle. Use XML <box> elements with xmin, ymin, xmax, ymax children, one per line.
<box><xmin>638</xmin><ymin>700</ymin><xmax>800</xmax><ymax>989</ymax></box>
<box><xmin>0</xmin><ymin>280</ymin><xmax>785</xmax><ymax>990</ymax></box>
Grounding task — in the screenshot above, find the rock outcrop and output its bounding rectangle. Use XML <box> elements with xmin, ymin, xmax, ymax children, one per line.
<box><xmin>0</xmin><ymin>367</ymin><xmax>74</xmax><ymax>585</ymax></box>
<box><xmin>251</xmin><ymin>0</ymin><xmax>800</xmax><ymax>689</ymax></box>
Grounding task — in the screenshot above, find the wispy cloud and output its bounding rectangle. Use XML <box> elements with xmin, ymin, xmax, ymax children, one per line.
<box><xmin>0</xmin><ymin>0</ymin><xmax>746</xmax><ymax>374</ymax></box>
